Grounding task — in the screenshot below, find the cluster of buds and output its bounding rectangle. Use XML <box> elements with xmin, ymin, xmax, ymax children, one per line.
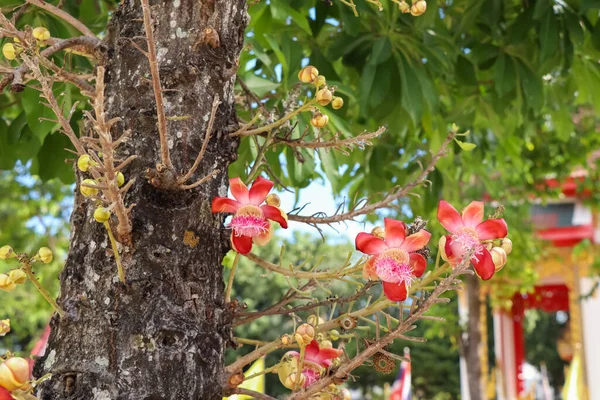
<box><xmin>1</xmin><ymin>26</ymin><xmax>51</xmax><ymax>61</ymax></box>
<box><xmin>0</xmin><ymin>246</ymin><xmax>52</xmax><ymax>292</ymax></box>
<box><xmin>78</xmin><ymin>154</ymin><xmax>126</xmax><ymax>224</ymax></box>
<box><xmin>489</xmin><ymin>237</ymin><xmax>512</xmax><ymax>272</ymax></box>
<box><xmin>398</xmin><ymin>0</ymin><xmax>427</xmax><ymax>16</ymax></box>
<box><xmin>0</xmin><ymin>356</ymin><xmax>30</xmax><ymax>392</ymax></box>
<box><xmin>297</xmin><ymin>65</ymin><xmax>345</xmax><ymax>129</ymax></box>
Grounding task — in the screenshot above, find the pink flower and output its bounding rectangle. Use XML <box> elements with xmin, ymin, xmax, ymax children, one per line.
<box><xmin>355</xmin><ymin>218</ymin><xmax>431</xmax><ymax>302</ymax></box>
<box><xmin>287</xmin><ymin>340</ymin><xmax>343</xmax><ymax>387</ymax></box>
<box><xmin>437</xmin><ymin>200</ymin><xmax>508</xmax><ymax>280</ymax></box>
<box><xmin>212</xmin><ymin>177</ymin><xmax>288</xmax><ymax>254</ymax></box>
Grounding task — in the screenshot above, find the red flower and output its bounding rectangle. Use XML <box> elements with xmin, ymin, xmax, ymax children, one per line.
<box><xmin>355</xmin><ymin>218</ymin><xmax>431</xmax><ymax>302</ymax></box>
<box><xmin>212</xmin><ymin>177</ymin><xmax>288</xmax><ymax>254</ymax></box>
<box><xmin>287</xmin><ymin>340</ymin><xmax>343</xmax><ymax>387</ymax></box>
<box><xmin>437</xmin><ymin>200</ymin><xmax>508</xmax><ymax>280</ymax></box>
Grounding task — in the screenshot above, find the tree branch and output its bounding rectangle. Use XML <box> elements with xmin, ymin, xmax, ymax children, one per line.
<box><xmin>287</xmin><ymin>131</ymin><xmax>455</xmax><ymax>225</ymax></box>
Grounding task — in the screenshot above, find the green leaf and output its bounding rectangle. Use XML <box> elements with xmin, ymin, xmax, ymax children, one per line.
<box><xmin>455</xmin><ymin>140</ymin><xmax>477</xmax><ymax>151</ymax></box>
<box><xmin>533</xmin><ymin>0</ymin><xmax>551</xmax><ymax>19</ymax></box>
<box><xmin>494</xmin><ymin>54</ymin><xmax>516</xmax><ymax>96</ymax></box>
<box><xmin>564</xmin><ymin>11</ymin><xmax>584</xmax><ymax>44</ymax></box>
<box><xmin>34</xmin><ymin>132</ymin><xmax>75</xmax><ymax>184</ymax></box>
<box><xmin>369</xmin><ymin>37</ymin><xmax>392</xmax><ymax>66</ymax></box>
<box><xmin>540</xmin><ymin>12</ymin><xmax>558</xmax><ymax>61</ymax></box>
<box><xmin>241</xmin><ymin>74</ymin><xmax>280</xmax><ymax>97</ymax></box>
<box><xmin>592</xmin><ymin>21</ymin><xmax>600</xmax><ymax>51</ymax></box>
<box><xmin>581</xmin><ymin>0</ymin><xmax>600</xmax><ymax>12</ymax></box>
<box><xmin>455</xmin><ymin>55</ymin><xmax>477</xmax><ymax>86</ymax></box>
<box><xmin>270</xmin><ymin>1</ymin><xmax>312</xmax><ymax>36</ymax></box>
<box><xmin>20</xmin><ymin>88</ymin><xmax>57</xmax><ymax>141</ymax></box>
<box><xmin>516</xmin><ymin>61</ymin><xmax>544</xmax><ymax>111</ymax></box>
<box><xmin>0</xmin><ymin>118</ymin><xmax>17</xmax><ymax>170</ymax></box>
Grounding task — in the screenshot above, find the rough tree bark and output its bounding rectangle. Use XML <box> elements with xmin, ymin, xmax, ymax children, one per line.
<box><xmin>34</xmin><ymin>0</ymin><xmax>248</xmax><ymax>398</ymax></box>
<box><xmin>459</xmin><ymin>275</ymin><xmax>485</xmax><ymax>400</ymax></box>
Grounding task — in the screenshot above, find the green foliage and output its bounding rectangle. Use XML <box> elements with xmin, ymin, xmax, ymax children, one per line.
<box><xmin>0</xmin><ymin>166</ymin><xmax>70</xmax><ymax>353</ymax></box>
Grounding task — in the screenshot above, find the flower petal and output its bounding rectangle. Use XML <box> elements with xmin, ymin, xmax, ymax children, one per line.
<box><xmin>249</xmin><ymin>176</ymin><xmax>274</xmax><ymax>205</ymax></box>
<box><xmin>362</xmin><ymin>256</ymin><xmax>379</xmax><ymax>280</ymax></box>
<box><xmin>305</xmin><ymin>339</ymin><xmax>320</xmax><ymax>361</ymax></box>
<box><xmin>261</xmin><ymin>205</ymin><xmax>288</xmax><ymax>228</ymax></box>
<box><xmin>401</xmin><ymin>230</ymin><xmax>432</xmax><ymax>252</ymax></box>
<box><xmin>231</xmin><ymin>234</ymin><xmax>253</xmax><ymax>254</ymax></box>
<box><xmin>229</xmin><ymin>178</ymin><xmax>250</xmax><ymax>204</ymax></box>
<box><xmin>409</xmin><ymin>253</ymin><xmax>427</xmax><ymax>277</ymax></box>
<box><xmin>462</xmin><ymin>201</ymin><xmax>484</xmax><ymax>228</ymax></box>
<box><xmin>211</xmin><ymin>197</ymin><xmax>241</xmax><ymax>214</ymax></box>
<box><xmin>444</xmin><ymin>235</ymin><xmax>462</xmax><ymax>267</ymax></box>
<box><xmin>437</xmin><ymin>200</ymin><xmax>463</xmax><ymax>233</ymax></box>
<box><xmin>252</xmin><ymin>224</ymin><xmax>273</xmax><ymax>246</ymax></box>
<box><xmin>382</xmin><ymin>280</ymin><xmax>408</xmax><ymax>302</ymax></box>
<box><xmin>0</xmin><ymin>387</ymin><xmax>12</xmax><ymax>400</ymax></box>
<box><xmin>355</xmin><ymin>232</ymin><xmax>388</xmax><ymax>255</ymax></box>
<box><xmin>315</xmin><ymin>348</ymin><xmax>343</xmax><ymax>368</ymax></box>
<box><xmin>383</xmin><ymin>218</ymin><xmax>406</xmax><ymax>247</ymax></box>
<box><xmin>476</xmin><ymin>219</ymin><xmax>508</xmax><ymax>240</ymax></box>
<box><xmin>473</xmin><ymin>248</ymin><xmax>495</xmax><ymax>280</ymax></box>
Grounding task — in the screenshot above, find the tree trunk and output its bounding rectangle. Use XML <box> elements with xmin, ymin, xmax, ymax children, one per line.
<box><xmin>34</xmin><ymin>1</ymin><xmax>248</xmax><ymax>398</ymax></box>
<box><xmin>459</xmin><ymin>274</ymin><xmax>485</xmax><ymax>400</ymax></box>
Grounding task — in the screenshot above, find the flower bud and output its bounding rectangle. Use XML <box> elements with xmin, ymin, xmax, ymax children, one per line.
<box><xmin>490</xmin><ymin>247</ymin><xmax>507</xmax><ymax>272</ymax></box>
<box><xmin>316</xmin><ymin>88</ymin><xmax>333</xmax><ymax>106</ymax></box>
<box><xmin>311</xmin><ymin>112</ymin><xmax>329</xmax><ymax>129</ymax></box>
<box><xmin>116</xmin><ymin>172</ymin><xmax>125</xmax><ymax>187</ymax></box>
<box><xmin>0</xmin><ymin>357</ymin><xmax>30</xmax><ymax>391</ymax></box>
<box><xmin>283</xmin><ymin>372</ymin><xmax>305</xmax><ymax>389</ymax></box>
<box><xmin>80</xmin><ymin>179</ymin><xmax>98</xmax><ymax>197</ymax></box>
<box><xmin>411</xmin><ymin>0</ymin><xmax>427</xmax><ymax>16</ymax></box>
<box><xmin>2</xmin><ymin>43</ymin><xmax>16</xmax><ymax>60</ymax></box>
<box><xmin>298</xmin><ymin>65</ymin><xmax>319</xmax><ymax>83</ymax></box>
<box><xmin>438</xmin><ymin>236</ymin><xmax>448</xmax><ymax>261</ymax></box>
<box><xmin>341</xmin><ymin>388</ymin><xmax>352</xmax><ymax>400</ymax></box>
<box><xmin>0</xmin><ymin>245</ymin><xmax>15</xmax><ymax>260</ymax></box>
<box><xmin>32</xmin><ymin>27</ymin><xmax>51</xmax><ymax>41</ymax></box>
<box><xmin>501</xmin><ymin>238</ymin><xmax>512</xmax><ymax>255</ymax></box>
<box><xmin>307</xmin><ymin>315</ymin><xmax>319</xmax><ymax>326</ymax></box>
<box><xmin>315</xmin><ymin>75</ymin><xmax>326</xmax><ymax>87</ymax></box>
<box><xmin>266</xmin><ymin>193</ymin><xmax>281</xmax><ymax>207</ymax></box>
<box><xmin>281</xmin><ymin>334</ymin><xmax>293</xmax><ymax>345</ymax></box>
<box><xmin>94</xmin><ymin>207</ymin><xmax>111</xmax><ymax>223</ymax></box>
<box><xmin>77</xmin><ymin>154</ymin><xmax>97</xmax><ymax>172</ymax></box>
<box><xmin>0</xmin><ymin>320</ymin><xmax>10</xmax><ymax>337</ymax></box>
<box><xmin>295</xmin><ymin>323</ymin><xmax>315</xmax><ymax>346</ymax></box>
<box><xmin>37</xmin><ymin>247</ymin><xmax>53</xmax><ymax>264</ymax></box>
<box><xmin>320</xmin><ymin>340</ymin><xmax>333</xmax><ymax>348</ymax></box>
<box><xmin>0</xmin><ymin>274</ymin><xmax>16</xmax><ymax>292</ymax></box>
<box><xmin>329</xmin><ymin>329</ymin><xmax>340</xmax><ymax>340</ymax></box>
<box><xmin>398</xmin><ymin>1</ymin><xmax>410</xmax><ymax>12</ymax></box>
<box><xmin>331</xmin><ymin>97</ymin><xmax>344</xmax><ymax>110</ymax></box>
<box><xmin>8</xmin><ymin>269</ymin><xmax>27</xmax><ymax>285</ymax></box>
<box><xmin>371</xmin><ymin>226</ymin><xmax>385</xmax><ymax>239</ymax></box>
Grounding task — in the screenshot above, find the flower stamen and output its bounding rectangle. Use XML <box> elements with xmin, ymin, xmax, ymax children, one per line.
<box><xmin>374</xmin><ymin>248</ymin><xmax>414</xmax><ymax>285</ymax></box>
<box><xmin>230</xmin><ymin>205</ymin><xmax>269</xmax><ymax>238</ymax></box>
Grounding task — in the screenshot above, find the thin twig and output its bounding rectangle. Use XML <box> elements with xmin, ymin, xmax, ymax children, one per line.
<box><xmin>288</xmin><ymin>131</ymin><xmax>455</xmax><ymax>225</ymax></box>
<box><xmin>140</xmin><ymin>0</ymin><xmax>173</xmax><ymax>170</ymax></box>
<box><xmin>178</xmin><ymin>96</ymin><xmax>220</xmax><ymax>184</ymax></box>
